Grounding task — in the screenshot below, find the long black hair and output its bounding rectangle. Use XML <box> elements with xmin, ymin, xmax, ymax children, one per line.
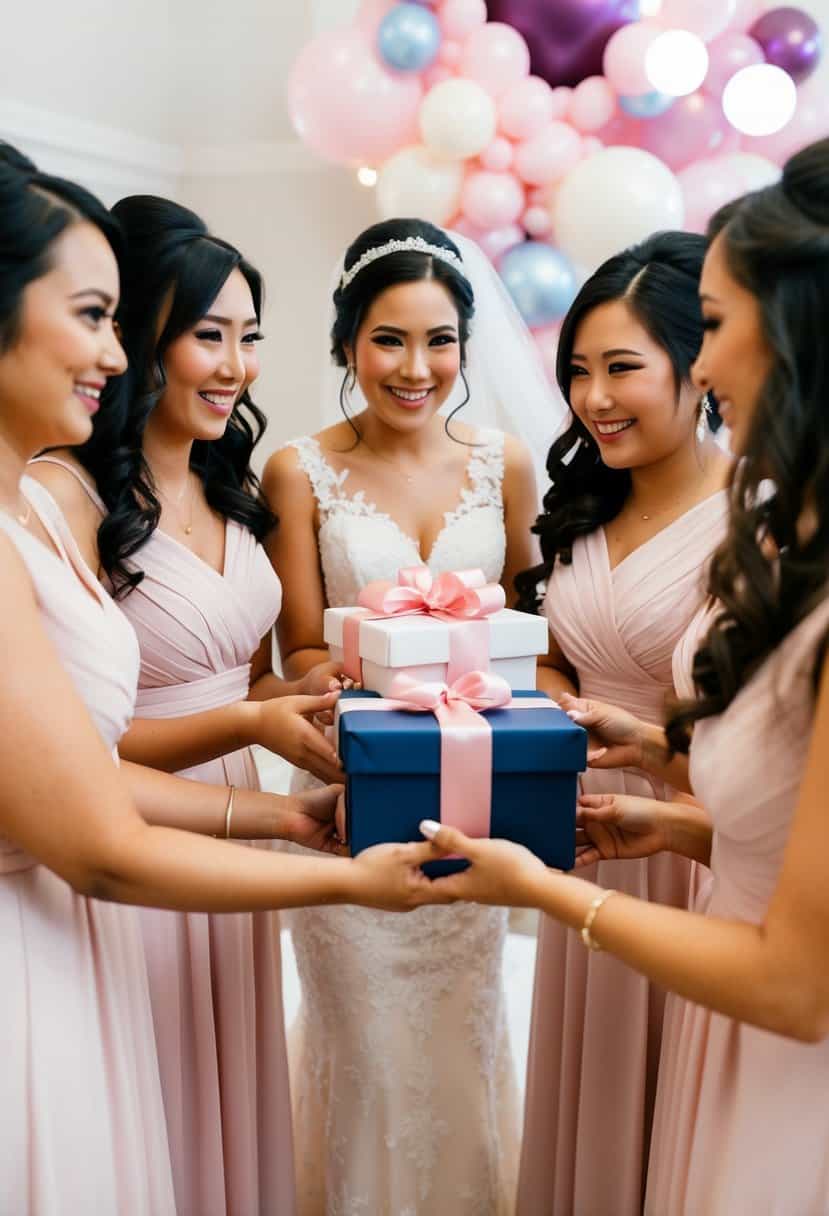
<box><xmin>0</xmin><ymin>142</ymin><xmax>121</xmax><ymax>353</ymax></box>
<box><xmin>514</xmin><ymin>230</ymin><xmax>709</xmax><ymax>613</ymax></box>
<box><xmin>75</xmin><ymin>195</ymin><xmax>275</xmax><ymax>596</ymax></box>
<box><xmin>666</xmin><ymin>138</ymin><xmax>829</xmax><ymax>750</ymax></box>
<box><xmin>331</xmin><ymin>218</ymin><xmax>475</xmax><ymax>443</ymax></box>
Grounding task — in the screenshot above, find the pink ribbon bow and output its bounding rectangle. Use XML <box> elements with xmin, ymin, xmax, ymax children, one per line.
<box><xmin>342</xmin><ymin>567</ymin><xmax>506</xmax><ymax>684</ymax></box>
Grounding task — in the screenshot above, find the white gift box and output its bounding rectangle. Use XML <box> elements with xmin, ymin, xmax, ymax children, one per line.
<box><xmin>324</xmin><ymin>605</ymin><xmax>549</xmax><ymax>696</ymax></box>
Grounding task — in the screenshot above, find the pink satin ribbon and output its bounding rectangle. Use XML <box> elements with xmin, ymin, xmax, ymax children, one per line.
<box><xmin>341</xmin><ymin>567</ymin><xmax>506</xmax><ymax>684</ymax></box>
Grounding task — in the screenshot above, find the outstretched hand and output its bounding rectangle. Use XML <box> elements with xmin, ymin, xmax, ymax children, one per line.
<box><xmin>575</xmin><ymin>792</ymin><xmax>673</xmax><ymax>868</ymax></box>
<box><xmin>417</xmin><ymin>821</ymin><xmax>549</xmax><ymax>908</ymax></box>
<box><xmin>558</xmin><ymin>693</ymin><xmax>650</xmax><ymax>770</ymax></box>
<box><xmin>256</xmin><ymin>691</ymin><xmax>343</xmax><ymax>784</ymax></box>
<box><xmin>281</xmin><ymin>785</ymin><xmax>349</xmax><ymax>855</ymax></box>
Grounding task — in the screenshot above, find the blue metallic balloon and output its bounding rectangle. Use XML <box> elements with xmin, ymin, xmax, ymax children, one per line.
<box><xmin>498</xmin><ymin>241</ymin><xmax>578</xmax><ymax>329</ymax></box>
<box><xmin>619</xmin><ymin>90</ymin><xmax>675</xmax><ymax>118</ymax></box>
<box><xmin>378</xmin><ymin>3</ymin><xmax>442</xmax><ymax>73</ymax></box>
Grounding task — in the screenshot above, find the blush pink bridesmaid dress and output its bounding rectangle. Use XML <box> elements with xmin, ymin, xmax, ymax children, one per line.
<box><xmin>646</xmin><ymin>593</ymin><xmax>829</xmax><ymax>1214</ymax></box>
<box><xmin>518</xmin><ymin>491</ymin><xmax>729</xmax><ymax>1216</ymax></box>
<box><xmin>0</xmin><ymin>478</ymin><xmax>176</xmax><ymax>1215</ymax></box>
<box><xmin>30</xmin><ymin>456</ymin><xmax>294</xmax><ymax>1216</ymax></box>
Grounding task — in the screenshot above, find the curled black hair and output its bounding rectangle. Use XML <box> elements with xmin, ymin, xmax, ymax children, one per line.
<box><xmin>330</xmin><ymin>218</ymin><xmax>476</xmax><ymax>444</ymax></box>
<box><xmin>515</xmin><ymin>230</ymin><xmax>709</xmax><ymax>613</ymax></box>
<box><xmin>0</xmin><ymin>141</ymin><xmax>121</xmax><ymax>354</ymax></box>
<box><xmin>74</xmin><ymin>195</ymin><xmax>276</xmax><ymax>596</ymax></box>
<box><xmin>666</xmin><ymin>138</ymin><xmax>829</xmax><ymax>750</ymax></box>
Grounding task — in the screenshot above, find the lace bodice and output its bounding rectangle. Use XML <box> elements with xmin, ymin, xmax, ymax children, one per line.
<box><xmin>288</xmin><ymin>429</ymin><xmax>506</xmax><ymax>607</ymax></box>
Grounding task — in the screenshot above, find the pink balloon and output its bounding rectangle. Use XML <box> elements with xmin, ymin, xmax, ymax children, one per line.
<box><xmin>602</xmin><ymin>21</ymin><xmax>661</xmax><ymax>97</ymax></box>
<box><xmin>460</xmin><ymin>22</ymin><xmax>531</xmax><ymax>98</ymax></box>
<box><xmin>581</xmin><ymin>135</ymin><xmax>604</xmax><ymax>158</ymax></box>
<box><xmin>450</xmin><ymin>214</ymin><xmax>485</xmax><ymax>241</ymax></box>
<box><xmin>730</xmin><ymin>0</ymin><xmax>761</xmax><ymax>32</ymax></box>
<box><xmin>705</xmin><ymin>32</ymin><xmax>765</xmax><ymax>97</ymax></box>
<box><xmin>568</xmin><ymin>76</ymin><xmax>617</xmax><ymax>133</ymax></box>
<box><xmin>424</xmin><ymin>63</ymin><xmax>454</xmax><ymax>89</ymax></box>
<box><xmin>551</xmin><ymin>87</ymin><xmax>574</xmax><ymax>120</ymax></box>
<box><xmin>480</xmin><ymin>136</ymin><xmax>515</xmax><ymax>171</ymax></box>
<box><xmin>514</xmin><ymin>121</ymin><xmax>583</xmax><ymax>186</ymax></box>
<box><xmin>523</xmin><ymin>204</ymin><xmax>553</xmax><ymax>237</ymax></box>
<box><xmin>438</xmin><ymin>0</ymin><xmax>487</xmax><ymax>41</ymax></box>
<box><xmin>461</xmin><ymin>169</ymin><xmax>526</xmax><ymax>228</ymax></box>
<box><xmin>477</xmin><ymin>222</ymin><xmax>526</xmax><ymax>261</ymax></box>
<box><xmin>595</xmin><ymin>111</ymin><xmax>643</xmax><ymax>148</ymax></box>
<box><xmin>743</xmin><ymin>74</ymin><xmax>829</xmax><ymax>165</ymax></box>
<box><xmin>656</xmin><ymin>0</ymin><xmax>738</xmax><ymax>42</ymax></box>
<box><xmin>677</xmin><ymin>152</ymin><xmax>777</xmax><ymax>232</ymax></box>
<box><xmin>499</xmin><ymin>76</ymin><xmax>556</xmax><ymax>140</ymax></box>
<box><xmin>288</xmin><ymin>29</ymin><xmax>422</xmax><ymax>166</ymax></box>
<box><xmin>357</xmin><ymin>0</ymin><xmax>394</xmax><ymax>33</ymax></box>
<box><xmin>640</xmin><ymin>92</ymin><xmax>736</xmax><ymax>171</ymax></box>
<box><xmin>440</xmin><ymin>39</ymin><xmax>462</xmax><ymax>67</ymax></box>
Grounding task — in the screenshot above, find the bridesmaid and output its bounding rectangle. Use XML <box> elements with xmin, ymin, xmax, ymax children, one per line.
<box><xmin>423</xmin><ymin>135</ymin><xmax>829</xmax><ymax>1216</ymax></box>
<box><xmin>511</xmin><ymin>231</ymin><xmax>730</xmax><ymax>1216</ymax></box>
<box><xmin>27</xmin><ymin>195</ymin><xmax>352</xmax><ymax>1216</ymax></box>
<box><xmin>0</xmin><ymin>151</ymin><xmax>449</xmax><ymax>1215</ymax></box>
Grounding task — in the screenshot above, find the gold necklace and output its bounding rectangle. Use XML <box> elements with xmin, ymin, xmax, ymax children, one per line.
<box><xmin>157</xmin><ymin>473</ymin><xmax>195</xmax><ymax>536</ymax></box>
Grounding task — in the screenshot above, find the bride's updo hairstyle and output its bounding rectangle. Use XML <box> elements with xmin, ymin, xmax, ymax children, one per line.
<box><xmin>331</xmin><ymin>218</ymin><xmax>475</xmax><ymax>441</ymax></box>
<box><xmin>75</xmin><ymin>195</ymin><xmax>275</xmax><ymax>596</ymax></box>
<box><xmin>667</xmin><ymin>137</ymin><xmax>829</xmax><ymax>751</ymax></box>
<box><xmin>515</xmin><ymin>230</ymin><xmax>708</xmax><ymax>614</ymax></box>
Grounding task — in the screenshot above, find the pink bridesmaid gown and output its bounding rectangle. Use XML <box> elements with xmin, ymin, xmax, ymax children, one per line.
<box><xmin>0</xmin><ymin>478</ymin><xmax>176</xmax><ymax>1215</ymax></box>
<box><xmin>646</xmin><ymin>594</ymin><xmax>829</xmax><ymax>1214</ymax></box>
<box><xmin>518</xmin><ymin>492</ymin><xmax>729</xmax><ymax>1216</ymax></box>
<box><xmin>31</xmin><ymin>457</ymin><xmax>294</xmax><ymax>1216</ymax></box>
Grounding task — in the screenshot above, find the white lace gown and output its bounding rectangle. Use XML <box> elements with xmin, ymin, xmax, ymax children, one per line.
<box><xmin>284</xmin><ymin>430</ymin><xmax>519</xmax><ymax>1216</ymax></box>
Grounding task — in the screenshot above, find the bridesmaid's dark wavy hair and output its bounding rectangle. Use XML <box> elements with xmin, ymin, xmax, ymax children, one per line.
<box><xmin>514</xmin><ymin>231</ymin><xmax>709</xmax><ymax>614</ymax></box>
<box><xmin>75</xmin><ymin>195</ymin><xmax>275</xmax><ymax>596</ymax></box>
<box><xmin>666</xmin><ymin>138</ymin><xmax>829</xmax><ymax>751</ymax></box>
<box><xmin>0</xmin><ymin>142</ymin><xmax>121</xmax><ymax>351</ymax></box>
<box><xmin>331</xmin><ymin>218</ymin><xmax>475</xmax><ymax>443</ymax></box>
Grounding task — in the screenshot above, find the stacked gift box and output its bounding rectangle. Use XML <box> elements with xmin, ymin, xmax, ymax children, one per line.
<box><xmin>326</xmin><ymin>568</ymin><xmax>587</xmax><ymax>875</ymax></box>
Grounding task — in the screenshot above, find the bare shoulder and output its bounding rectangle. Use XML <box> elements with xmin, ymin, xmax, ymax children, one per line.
<box><xmin>0</xmin><ymin>530</ymin><xmax>38</xmax><ymax>614</ymax></box>
<box><xmin>27</xmin><ymin>451</ymin><xmax>99</xmax><ymax>517</ymax></box>
<box><xmin>316</xmin><ymin>419</ymin><xmax>362</xmax><ymax>456</ymax></box>
<box><xmin>261</xmin><ymin>442</ymin><xmax>315</xmax><ymax>510</ymax></box>
<box><xmin>502</xmin><ymin>431</ymin><xmax>535</xmax><ymax>473</ymax></box>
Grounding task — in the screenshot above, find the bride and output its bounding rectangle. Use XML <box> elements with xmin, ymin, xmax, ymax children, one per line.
<box><xmin>263</xmin><ymin>218</ymin><xmax>566</xmax><ymax>1214</ymax></box>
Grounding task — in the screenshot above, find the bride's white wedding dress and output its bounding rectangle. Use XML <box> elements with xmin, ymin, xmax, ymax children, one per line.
<box><xmin>285</xmin><ymin>429</ymin><xmax>519</xmax><ymax>1216</ymax></box>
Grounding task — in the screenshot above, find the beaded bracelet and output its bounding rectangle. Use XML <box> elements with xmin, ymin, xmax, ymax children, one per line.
<box><xmin>581</xmin><ymin>888</ymin><xmax>617</xmax><ymax>951</ymax></box>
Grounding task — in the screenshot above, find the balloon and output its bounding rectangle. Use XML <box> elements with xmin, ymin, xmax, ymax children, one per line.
<box><xmin>376</xmin><ymin>144</ymin><xmax>465</xmax><ymax>222</ymax></box>
<box><xmin>378</xmin><ymin>3</ymin><xmax>442</xmax><ymax>72</ymax></box>
<box><xmin>420</xmin><ymin>78</ymin><xmax>497</xmax><ymax>159</ymax></box>
<box><xmin>437</xmin><ymin>0</ymin><xmax>487</xmax><ymax>41</ymax></box>
<box><xmin>477</xmin><ymin>223</ymin><xmax>526</xmax><ymax>261</ymax></box>
<box><xmin>705</xmin><ymin>32</ymin><xmax>766</xmax><ymax>97</ymax></box>
<box><xmin>554</xmin><ymin>146</ymin><xmax>684</xmax><ymax>268</ymax></box>
<box><xmin>479</xmin><ymin>136</ymin><xmax>515</xmax><ymax>171</ymax></box>
<box><xmin>423</xmin><ymin>63</ymin><xmax>453</xmax><ymax>88</ymax></box>
<box><xmin>678</xmin><ymin>152</ymin><xmax>780</xmax><ymax>232</ymax></box>
<box><xmin>551</xmin><ymin>87</ymin><xmax>575</xmax><ymax>119</ymax></box>
<box><xmin>568</xmin><ymin>76</ymin><xmax>617</xmax><ymax>133</ymax></box>
<box><xmin>461</xmin><ymin>170</ymin><xmax>526</xmax><ymax>228</ymax></box>
<box><xmin>357</xmin><ymin>0</ymin><xmax>395</xmax><ymax>34</ymax></box>
<box><xmin>514</xmin><ymin>121</ymin><xmax>583</xmax><ymax>186</ymax></box>
<box><xmin>523</xmin><ymin>204</ymin><xmax>553</xmax><ymax>237</ymax></box>
<box><xmin>619</xmin><ymin>91</ymin><xmax>675</xmax><ymax>118</ymax></box>
<box><xmin>486</xmin><ymin>0</ymin><xmax>640</xmax><ymax>89</ymax></box>
<box><xmin>603</xmin><ymin>21</ymin><xmax>662</xmax><ymax>97</ymax></box>
<box><xmin>288</xmin><ymin>29</ymin><xmax>423</xmax><ymax>166</ymax></box>
<box><xmin>499</xmin><ymin>76</ymin><xmax>556</xmax><ymax>140</ymax></box>
<box><xmin>532</xmin><ymin>323</ymin><xmax>561</xmax><ymax>383</ymax></box>
<box><xmin>640</xmin><ymin>91</ymin><xmax>736</xmax><ymax>170</ymax></box>
<box><xmin>655</xmin><ymin>0</ymin><xmax>739</xmax><ymax>43</ymax></box>
<box><xmin>743</xmin><ymin>72</ymin><xmax>829</xmax><ymax>163</ymax></box>
<box><xmin>439</xmin><ymin>39</ymin><xmax>462</xmax><ymax>66</ymax></box>
<box><xmin>595</xmin><ymin>111</ymin><xmax>643</xmax><ymax>147</ymax></box>
<box><xmin>749</xmin><ymin>7</ymin><xmax>822</xmax><ymax>83</ymax></box>
<box><xmin>498</xmin><ymin>241</ymin><xmax>578</xmax><ymax>328</ymax></box>
<box><xmin>460</xmin><ymin>22</ymin><xmax>531</xmax><ymax>98</ymax></box>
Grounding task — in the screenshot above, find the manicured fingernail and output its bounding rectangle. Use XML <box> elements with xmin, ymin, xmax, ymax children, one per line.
<box><xmin>420</xmin><ymin>819</ymin><xmax>441</xmax><ymax>839</ymax></box>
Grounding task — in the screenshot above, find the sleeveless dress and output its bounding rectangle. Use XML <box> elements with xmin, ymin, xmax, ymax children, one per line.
<box><xmin>285</xmin><ymin>430</ymin><xmax>520</xmax><ymax>1216</ymax></box>
<box><xmin>0</xmin><ymin>478</ymin><xmax>176</xmax><ymax>1216</ymax></box>
<box><xmin>647</xmin><ymin>593</ymin><xmax>829</xmax><ymax>1215</ymax></box>
<box><xmin>30</xmin><ymin>456</ymin><xmax>294</xmax><ymax>1216</ymax></box>
<box><xmin>518</xmin><ymin>492</ymin><xmax>730</xmax><ymax>1216</ymax></box>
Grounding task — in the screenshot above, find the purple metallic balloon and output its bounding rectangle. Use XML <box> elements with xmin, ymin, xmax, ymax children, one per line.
<box><xmin>749</xmin><ymin>6</ymin><xmax>822</xmax><ymax>84</ymax></box>
<box><xmin>486</xmin><ymin>0</ymin><xmax>640</xmax><ymax>88</ymax></box>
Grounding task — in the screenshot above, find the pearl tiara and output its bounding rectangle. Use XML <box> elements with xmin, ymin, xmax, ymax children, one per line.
<box><xmin>339</xmin><ymin>236</ymin><xmax>466</xmax><ymax>292</ymax></box>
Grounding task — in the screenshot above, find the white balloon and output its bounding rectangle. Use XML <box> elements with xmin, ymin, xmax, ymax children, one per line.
<box><xmin>376</xmin><ymin>145</ymin><xmax>465</xmax><ymax>223</ymax></box>
<box><xmin>553</xmin><ymin>146</ymin><xmax>684</xmax><ymax>269</ymax></box>
<box><xmin>419</xmin><ymin>78</ymin><xmax>497</xmax><ymax>160</ymax></box>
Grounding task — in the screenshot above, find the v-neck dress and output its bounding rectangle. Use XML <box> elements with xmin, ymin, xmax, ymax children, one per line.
<box><xmin>518</xmin><ymin>491</ymin><xmax>730</xmax><ymax>1216</ymax></box>
<box><xmin>0</xmin><ymin>477</ymin><xmax>176</xmax><ymax>1215</ymax></box>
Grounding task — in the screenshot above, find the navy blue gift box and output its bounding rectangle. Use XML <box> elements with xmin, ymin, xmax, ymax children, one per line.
<box><xmin>337</xmin><ymin>689</ymin><xmax>587</xmax><ymax>876</ymax></box>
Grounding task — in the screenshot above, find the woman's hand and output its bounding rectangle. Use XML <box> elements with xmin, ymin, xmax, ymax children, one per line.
<box><xmin>254</xmin><ymin>692</ymin><xmax>343</xmax><ymax>784</ymax></box>
<box><xmin>558</xmin><ymin>692</ymin><xmax>650</xmax><ymax>769</ymax></box>
<box><xmin>345</xmin><ymin>840</ymin><xmax>458</xmax><ymax>912</ymax></box>
<box><xmin>417</xmin><ymin>822</ymin><xmax>549</xmax><ymax>907</ymax></box>
<box><xmin>575</xmin><ymin>793</ymin><xmax>673</xmax><ymax>867</ymax></box>
<box><xmin>296</xmin><ymin>660</ymin><xmax>354</xmax><ymax>697</ymax></box>
<box><xmin>276</xmin><ymin>785</ymin><xmax>348</xmax><ymax>855</ymax></box>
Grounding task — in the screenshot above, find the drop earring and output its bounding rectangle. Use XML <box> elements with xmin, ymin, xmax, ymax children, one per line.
<box><xmin>696</xmin><ymin>392</ymin><xmax>712</xmax><ymax>443</ymax></box>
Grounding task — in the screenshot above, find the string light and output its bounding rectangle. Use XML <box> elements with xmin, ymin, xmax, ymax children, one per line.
<box><xmin>646</xmin><ymin>29</ymin><xmax>709</xmax><ymax>97</ymax></box>
<box><xmin>722</xmin><ymin>64</ymin><xmax>797</xmax><ymax>136</ymax></box>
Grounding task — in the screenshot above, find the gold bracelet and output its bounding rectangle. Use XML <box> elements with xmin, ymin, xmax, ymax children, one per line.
<box><xmin>223</xmin><ymin>786</ymin><xmax>237</xmax><ymax>839</ymax></box>
<box><xmin>580</xmin><ymin>888</ymin><xmax>617</xmax><ymax>951</ymax></box>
